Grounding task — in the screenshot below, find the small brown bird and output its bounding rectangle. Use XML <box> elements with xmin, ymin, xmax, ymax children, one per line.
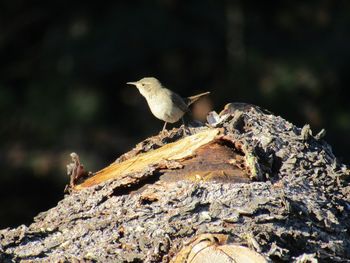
<box><xmin>127</xmin><ymin>77</ymin><xmax>210</xmax><ymax>131</ymax></box>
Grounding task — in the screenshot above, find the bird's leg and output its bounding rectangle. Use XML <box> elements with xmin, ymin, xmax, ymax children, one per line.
<box><xmin>181</xmin><ymin>117</ymin><xmax>186</xmax><ymax>128</ymax></box>
<box><xmin>181</xmin><ymin>117</ymin><xmax>189</xmax><ymax>136</ymax></box>
<box><xmin>162</xmin><ymin>122</ymin><xmax>168</xmax><ymax>131</ymax></box>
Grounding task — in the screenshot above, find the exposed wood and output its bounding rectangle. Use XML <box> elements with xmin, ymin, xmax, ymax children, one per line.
<box><xmin>74</xmin><ymin>129</ymin><xmax>219</xmax><ymax>190</ymax></box>
<box><xmin>159</xmin><ymin>141</ymin><xmax>250</xmax><ymax>184</ymax></box>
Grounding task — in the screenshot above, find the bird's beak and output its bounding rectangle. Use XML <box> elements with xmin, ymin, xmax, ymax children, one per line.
<box><xmin>127</xmin><ymin>81</ymin><xmax>138</xmax><ymax>86</ymax></box>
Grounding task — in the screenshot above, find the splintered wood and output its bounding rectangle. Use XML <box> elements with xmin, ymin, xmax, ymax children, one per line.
<box><xmin>159</xmin><ymin>140</ymin><xmax>250</xmax><ymax>183</ymax></box>
<box><xmin>75</xmin><ymin>129</ymin><xmax>217</xmax><ymax>190</ymax></box>
<box><xmin>74</xmin><ymin>129</ymin><xmax>249</xmax><ymax>190</ymax></box>
<box><xmin>74</xmin><ymin>129</ymin><xmax>251</xmax><ymax>190</ymax></box>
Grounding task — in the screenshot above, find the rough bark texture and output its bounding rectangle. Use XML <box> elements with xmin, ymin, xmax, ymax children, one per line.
<box><xmin>1</xmin><ymin>105</ymin><xmax>349</xmax><ymax>262</ymax></box>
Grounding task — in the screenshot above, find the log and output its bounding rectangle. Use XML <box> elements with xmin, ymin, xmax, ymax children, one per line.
<box><xmin>1</xmin><ymin>103</ymin><xmax>349</xmax><ymax>262</ymax></box>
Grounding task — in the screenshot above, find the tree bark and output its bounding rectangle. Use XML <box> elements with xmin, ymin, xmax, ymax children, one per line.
<box><xmin>1</xmin><ymin>104</ymin><xmax>349</xmax><ymax>262</ymax></box>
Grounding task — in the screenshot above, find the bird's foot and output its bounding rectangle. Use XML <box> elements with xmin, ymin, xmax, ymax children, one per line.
<box><xmin>161</xmin><ymin>128</ymin><xmax>170</xmax><ymax>137</ymax></box>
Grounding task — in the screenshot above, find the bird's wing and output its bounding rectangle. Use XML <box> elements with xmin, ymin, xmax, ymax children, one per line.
<box><xmin>169</xmin><ymin>90</ymin><xmax>189</xmax><ymax>113</ymax></box>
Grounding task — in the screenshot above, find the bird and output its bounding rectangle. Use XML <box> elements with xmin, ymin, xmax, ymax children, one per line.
<box><xmin>127</xmin><ymin>77</ymin><xmax>210</xmax><ymax>131</ymax></box>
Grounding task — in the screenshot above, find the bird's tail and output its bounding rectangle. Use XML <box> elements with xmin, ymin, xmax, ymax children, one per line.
<box><xmin>186</xmin><ymin>91</ymin><xmax>210</xmax><ymax>106</ymax></box>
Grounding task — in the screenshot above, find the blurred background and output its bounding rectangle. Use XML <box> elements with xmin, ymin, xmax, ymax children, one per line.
<box><xmin>0</xmin><ymin>1</ymin><xmax>349</xmax><ymax>228</ymax></box>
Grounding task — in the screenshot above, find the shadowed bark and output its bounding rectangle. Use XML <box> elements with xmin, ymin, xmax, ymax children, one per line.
<box><xmin>1</xmin><ymin>104</ymin><xmax>349</xmax><ymax>262</ymax></box>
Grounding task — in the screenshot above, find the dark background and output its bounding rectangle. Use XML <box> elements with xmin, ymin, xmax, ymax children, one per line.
<box><xmin>0</xmin><ymin>1</ymin><xmax>349</xmax><ymax>228</ymax></box>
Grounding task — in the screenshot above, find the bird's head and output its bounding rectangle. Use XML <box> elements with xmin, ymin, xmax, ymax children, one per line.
<box><xmin>127</xmin><ymin>77</ymin><xmax>162</xmax><ymax>98</ymax></box>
